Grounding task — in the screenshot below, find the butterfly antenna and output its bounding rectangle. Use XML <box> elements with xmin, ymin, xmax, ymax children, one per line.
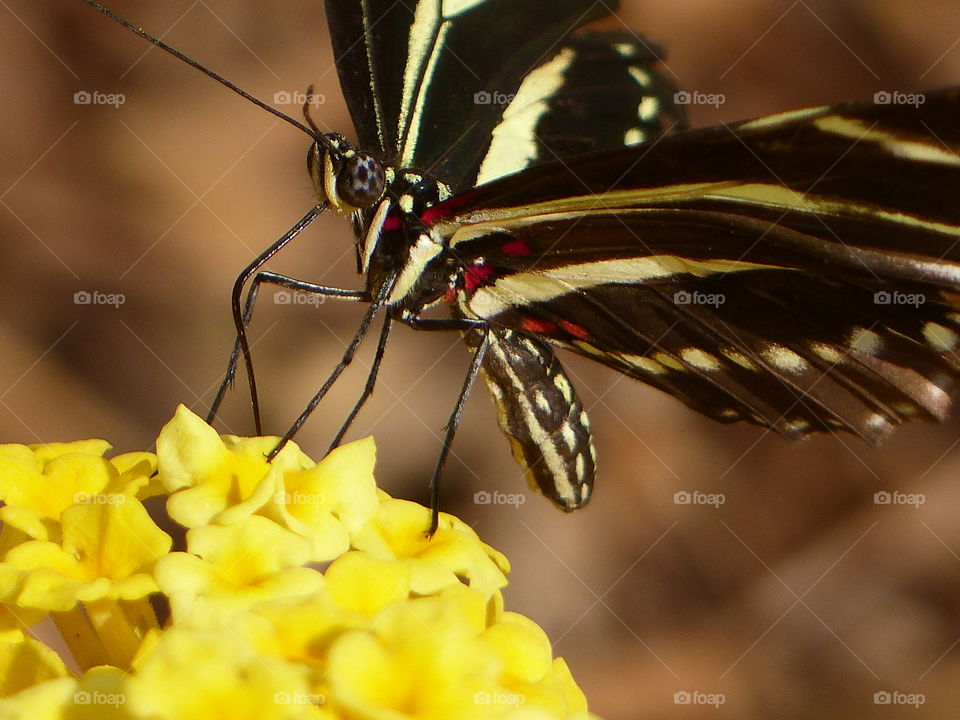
<box><xmin>302</xmin><ymin>84</ymin><xmax>346</xmax><ymax>156</ymax></box>
<box><xmin>80</xmin><ymin>0</ymin><xmax>320</xmax><ymax>141</ymax></box>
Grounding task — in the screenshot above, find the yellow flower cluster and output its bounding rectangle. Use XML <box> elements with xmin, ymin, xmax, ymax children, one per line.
<box><xmin>0</xmin><ymin>406</ymin><xmax>599</xmax><ymax>719</ymax></box>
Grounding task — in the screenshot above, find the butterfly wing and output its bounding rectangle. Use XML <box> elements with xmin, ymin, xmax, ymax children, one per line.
<box><xmin>428</xmin><ymin>88</ymin><xmax>960</xmax><ymax>441</ymax></box>
<box><xmin>324</xmin><ymin>0</ymin><xmax>618</xmax><ymax>188</ymax></box>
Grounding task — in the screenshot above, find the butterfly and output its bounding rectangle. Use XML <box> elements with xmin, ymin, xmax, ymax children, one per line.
<box><xmin>83</xmin><ymin>0</ymin><xmax>960</xmax><ymax>532</ymax></box>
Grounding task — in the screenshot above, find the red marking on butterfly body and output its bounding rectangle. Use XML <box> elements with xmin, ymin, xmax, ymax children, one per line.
<box><xmin>420</xmin><ymin>191</ymin><xmax>475</xmax><ymax>226</ymax></box>
<box><xmin>520</xmin><ymin>318</ymin><xmax>558</xmax><ymax>334</ymax></box>
<box><xmin>559</xmin><ymin>320</ymin><xmax>591</xmax><ymax>340</ymax></box>
<box><xmin>500</xmin><ymin>239</ymin><xmax>531</xmax><ymax>256</ymax></box>
<box><xmin>465</xmin><ymin>263</ymin><xmax>495</xmax><ymax>293</ymax></box>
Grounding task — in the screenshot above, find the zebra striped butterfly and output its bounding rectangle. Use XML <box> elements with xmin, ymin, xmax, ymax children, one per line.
<box><xmin>82</xmin><ymin>0</ymin><xmax>960</xmax><ymax>532</ymax></box>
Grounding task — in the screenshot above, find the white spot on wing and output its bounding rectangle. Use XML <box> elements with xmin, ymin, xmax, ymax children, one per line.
<box><xmin>721</xmin><ymin>348</ymin><xmax>757</xmax><ymax>371</ymax></box>
<box><xmin>622</xmin><ymin>354</ymin><xmax>668</xmax><ymax>375</ymax></box>
<box><xmin>624</xmin><ymin>128</ymin><xmax>645</xmax><ymax>145</ymax></box>
<box><xmin>627</xmin><ymin>66</ymin><xmax>651</xmax><ymax>87</ymax></box>
<box><xmin>637</xmin><ymin>95</ymin><xmax>659</xmax><ymax>121</ymax></box>
<box><xmin>923</xmin><ymin>321</ymin><xmax>960</xmax><ymax>352</ymax></box>
<box><xmin>811</xmin><ymin>342</ymin><xmax>843</xmax><ymax>364</ymax></box>
<box><xmin>848</xmin><ymin>327</ymin><xmax>882</xmax><ymax>355</ymax></box>
<box><xmin>654</xmin><ymin>352</ymin><xmax>685</xmax><ymax>372</ymax></box>
<box><xmin>681</xmin><ymin>348</ymin><xmax>722</xmax><ymax>371</ymax></box>
<box><xmin>760</xmin><ymin>343</ymin><xmax>808</xmax><ymax>373</ymax></box>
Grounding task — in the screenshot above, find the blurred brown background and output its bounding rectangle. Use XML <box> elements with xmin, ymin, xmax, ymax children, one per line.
<box><xmin>4</xmin><ymin>1</ymin><xmax>960</xmax><ymax>718</ymax></box>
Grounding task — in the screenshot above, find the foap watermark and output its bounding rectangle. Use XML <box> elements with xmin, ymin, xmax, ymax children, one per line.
<box><xmin>874</xmin><ymin>290</ymin><xmax>925</xmax><ymax>308</ymax></box>
<box><xmin>674</xmin><ymin>691</ymin><xmax>725</xmax><ymax>708</ymax></box>
<box><xmin>674</xmin><ymin>290</ymin><xmax>725</xmax><ymax>307</ymax></box>
<box><xmin>674</xmin><ymin>490</ymin><xmax>725</xmax><ymax>508</ymax></box>
<box><xmin>674</xmin><ymin>90</ymin><xmax>725</xmax><ymax>108</ymax></box>
<box><xmin>874</xmin><ymin>690</ymin><xmax>925</xmax><ymax>708</ymax></box>
<box><xmin>473</xmin><ymin>90</ymin><xmax>518</xmax><ymax>107</ymax></box>
<box><xmin>273</xmin><ymin>490</ymin><xmax>326</xmax><ymax>506</ymax></box>
<box><xmin>274</xmin><ymin>90</ymin><xmax>325</xmax><ymax>107</ymax></box>
<box><xmin>74</xmin><ymin>290</ymin><xmax>125</xmax><ymax>307</ymax></box>
<box><xmin>474</xmin><ymin>490</ymin><xmax>526</xmax><ymax>508</ymax></box>
<box><xmin>874</xmin><ymin>490</ymin><xmax>925</xmax><ymax>508</ymax></box>
<box><xmin>273</xmin><ymin>691</ymin><xmax>325</xmax><ymax>707</ymax></box>
<box><xmin>474</xmin><ymin>691</ymin><xmax>525</xmax><ymax>707</ymax></box>
<box><xmin>873</xmin><ymin>91</ymin><xmax>925</xmax><ymax>108</ymax></box>
<box><xmin>74</xmin><ymin>89</ymin><xmax>125</xmax><ymax>107</ymax></box>
<box><xmin>274</xmin><ymin>290</ymin><xmax>325</xmax><ymax>307</ymax></box>
<box><xmin>73</xmin><ymin>691</ymin><xmax>126</xmax><ymax>707</ymax></box>
<box><xmin>74</xmin><ymin>492</ymin><xmax>127</xmax><ymax>506</ymax></box>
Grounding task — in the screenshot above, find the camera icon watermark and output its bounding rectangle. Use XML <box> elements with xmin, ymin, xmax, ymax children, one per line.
<box><xmin>73</xmin><ymin>690</ymin><xmax>126</xmax><ymax>707</ymax></box>
<box><xmin>674</xmin><ymin>490</ymin><xmax>725</xmax><ymax>508</ymax></box>
<box><xmin>273</xmin><ymin>490</ymin><xmax>325</xmax><ymax>506</ymax></box>
<box><xmin>274</xmin><ymin>90</ymin><xmax>325</xmax><ymax>107</ymax></box>
<box><xmin>873</xmin><ymin>290</ymin><xmax>925</xmax><ymax>308</ymax></box>
<box><xmin>473</xmin><ymin>90</ymin><xmax>517</xmax><ymax>107</ymax></box>
<box><xmin>274</xmin><ymin>290</ymin><xmax>325</xmax><ymax>307</ymax></box>
<box><xmin>273</xmin><ymin>691</ymin><xmax>325</xmax><ymax>706</ymax></box>
<box><xmin>74</xmin><ymin>290</ymin><xmax>125</xmax><ymax>307</ymax></box>
<box><xmin>674</xmin><ymin>90</ymin><xmax>725</xmax><ymax>108</ymax></box>
<box><xmin>873</xmin><ymin>490</ymin><xmax>925</xmax><ymax>508</ymax></box>
<box><xmin>873</xmin><ymin>690</ymin><xmax>925</xmax><ymax>707</ymax></box>
<box><xmin>74</xmin><ymin>492</ymin><xmax>127</xmax><ymax>506</ymax></box>
<box><xmin>673</xmin><ymin>290</ymin><xmax>725</xmax><ymax>307</ymax></box>
<box><xmin>474</xmin><ymin>691</ymin><xmax>525</xmax><ymax>706</ymax></box>
<box><xmin>474</xmin><ymin>490</ymin><xmax>526</xmax><ymax>508</ymax></box>
<box><xmin>673</xmin><ymin>690</ymin><xmax>726</xmax><ymax>707</ymax></box>
<box><xmin>73</xmin><ymin>90</ymin><xmax>125</xmax><ymax>107</ymax></box>
<box><xmin>873</xmin><ymin>91</ymin><xmax>925</xmax><ymax>108</ymax></box>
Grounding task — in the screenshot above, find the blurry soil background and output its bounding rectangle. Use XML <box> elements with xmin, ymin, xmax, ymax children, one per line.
<box><xmin>3</xmin><ymin>1</ymin><xmax>960</xmax><ymax>718</ymax></box>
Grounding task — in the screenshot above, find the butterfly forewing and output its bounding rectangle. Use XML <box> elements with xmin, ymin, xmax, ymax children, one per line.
<box><xmin>324</xmin><ymin>0</ymin><xmax>617</xmax><ymax>188</ymax></box>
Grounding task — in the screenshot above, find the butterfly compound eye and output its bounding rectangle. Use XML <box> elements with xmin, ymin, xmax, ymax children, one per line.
<box><xmin>337</xmin><ymin>151</ymin><xmax>386</xmax><ymax>208</ymax></box>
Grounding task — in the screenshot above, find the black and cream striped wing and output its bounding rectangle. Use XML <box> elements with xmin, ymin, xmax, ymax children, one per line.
<box><xmin>474</xmin><ymin>30</ymin><xmax>687</xmax><ymax>184</ymax></box>
<box><xmin>324</xmin><ymin>0</ymin><xmax>616</xmax><ymax>188</ymax></box>
<box><xmin>431</xmin><ymin>88</ymin><xmax>960</xmax><ymax>441</ymax></box>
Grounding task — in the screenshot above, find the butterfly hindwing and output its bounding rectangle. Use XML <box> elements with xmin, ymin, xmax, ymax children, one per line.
<box><xmin>423</xmin><ymin>89</ymin><xmax>960</xmax><ymax>441</ymax></box>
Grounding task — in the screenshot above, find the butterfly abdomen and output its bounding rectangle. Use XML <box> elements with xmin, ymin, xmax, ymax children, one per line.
<box><xmin>468</xmin><ymin>328</ymin><xmax>595</xmax><ymax>510</ymax></box>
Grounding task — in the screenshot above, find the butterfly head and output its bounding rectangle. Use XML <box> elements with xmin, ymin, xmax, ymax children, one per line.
<box><xmin>306</xmin><ymin>132</ymin><xmax>386</xmax><ymax>213</ymax></box>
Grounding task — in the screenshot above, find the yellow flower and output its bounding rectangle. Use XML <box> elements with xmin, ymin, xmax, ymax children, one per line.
<box><xmin>349</xmin><ymin>498</ymin><xmax>510</xmax><ymax>599</ymax></box>
<box><xmin>0</xmin><ymin>441</ymin><xmax>156</xmax><ymax>543</ymax></box>
<box><xmin>2</xmin><ymin>497</ymin><xmax>170</xmax><ymax>612</ymax></box>
<box><xmin>157</xmin><ymin>407</ymin><xmax>379</xmax><ymax>561</ymax></box>
<box><xmin>127</xmin><ymin>627</ymin><xmax>329</xmax><ymax>720</ymax></box>
<box><xmin>0</xmin><ymin>409</ymin><xmax>601</xmax><ymax>720</ymax></box>
<box><xmin>0</xmin><ymin>632</ymin><xmax>68</xmax><ymax>697</ymax></box>
<box><xmin>154</xmin><ymin>515</ymin><xmax>325</xmax><ymax>624</ymax></box>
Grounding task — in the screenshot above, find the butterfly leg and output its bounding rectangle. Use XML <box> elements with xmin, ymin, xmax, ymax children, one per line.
<box><xmin>208</xmin><ymin>269</ymin><xmax>368</xmax><ymax>425</ymax></box>
<box><xmin>328</xmin><ymin>315</ymin><xmax>392</xmax><ymax>451</ymax></box>
<box><xmin>207</xmin><ymin>204</ymin><xmax>355</xmax><ymax>432</ymax></box>
<box><xmin>426</xmin><ymin>327</ymin><xmax>491</xmax><ymax>535</ymax></box>
<box><xmin>267</xmin><ymin>280</ymin><xmax>393</xmax><ymax>460</ymax></box>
